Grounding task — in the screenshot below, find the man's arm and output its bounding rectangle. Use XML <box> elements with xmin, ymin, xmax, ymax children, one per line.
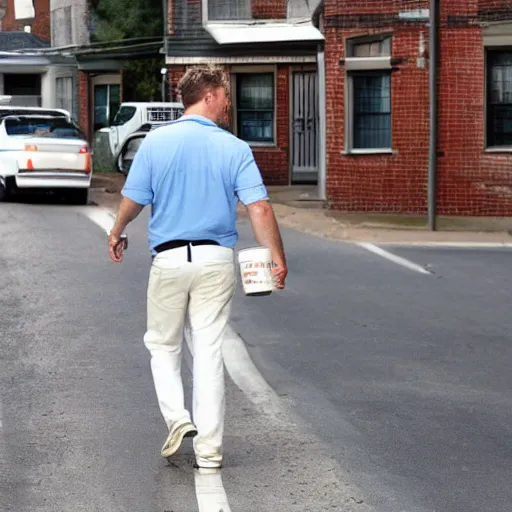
<box><xmin>245</xmin><ymin>200</ymin><xmax>287</xmax><ymax>289</ymax></box>
<box><xmin>108</xmin><ymin>197</ymin><xmax>145</xmax><ymax>263</ymax></box>
<box><xmin>108</xmin><ymin>135</ymin><xmax>154</xmax><ymax>263</ymax></box>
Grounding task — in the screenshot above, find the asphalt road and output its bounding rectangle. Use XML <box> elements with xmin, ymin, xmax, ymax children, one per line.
<box><xmin>233</xmin><ymin>225</ymin><xmax>512</xmax><ymax>512</ymax></box>
<box><xmin>1</xmin><ymin>199</ymin><xmax>511</xmax><ymax>512</ymax></box>
<box><xmin>0</xmin><ymin>200</ymin><xmax>369</xmax><ymax>512</ymax></box>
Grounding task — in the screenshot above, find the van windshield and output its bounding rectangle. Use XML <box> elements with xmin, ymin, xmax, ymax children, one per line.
<box><xmin>112</xmin><ymin>106</ymin><xmax>137</xmax><ymax>126</ymax></box>
<box><xmin>4</xmin><ymin>117</ymin><xmax>85</xmax><ymax>139</ymax></box>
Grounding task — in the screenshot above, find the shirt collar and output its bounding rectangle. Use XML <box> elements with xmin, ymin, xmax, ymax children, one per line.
<box><xmin>176</xmin><ymin>114</ymin><xmax>217</xmax><ymax>127</ymax></box>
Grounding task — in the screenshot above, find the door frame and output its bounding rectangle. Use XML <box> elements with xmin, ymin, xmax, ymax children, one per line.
<box><xmin>91</xmin><ymin>73</ymin><xmax>121</xmax><ymax>133</ymax></box>
<box><xmin>288</xmin><ymin>64</ymin><xmax>319</xmax><ymax>186</ymax></box>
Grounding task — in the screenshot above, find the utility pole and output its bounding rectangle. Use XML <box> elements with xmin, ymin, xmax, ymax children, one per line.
<box><xmin>428</xmin><ymin>0</ymin><xmax>439</xmax><ymax>231</ymax></box>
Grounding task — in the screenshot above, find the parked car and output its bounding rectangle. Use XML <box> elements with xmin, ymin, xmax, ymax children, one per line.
<box><xmin>0</xmin><ymin>113</ymin><xmax>92</xmax><ymax>204</ymax></box>
<box><xmin>106</xmin><ymin>102</ymin><xmax>184</xmax><ymax>158</ymax></box>
<box><xmin>115</xmin><ymin>128</ymin><xmax>148</xmax><ymax>176</ymax></box>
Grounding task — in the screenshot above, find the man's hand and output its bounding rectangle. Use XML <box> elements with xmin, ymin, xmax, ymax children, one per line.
<box><xmin>109</xmin><ymin>233</ymin><xmax>128</xmax><ymax>263</ymax></box>
<box><xmin>272</xmin><ymin>262</ymin><xmax>288</xmax><ymax>289</ymax></box>
<box><xmin>107</xmin><ymin>197</ymin><xmax>145</xmax><ymax>263</ymax></box>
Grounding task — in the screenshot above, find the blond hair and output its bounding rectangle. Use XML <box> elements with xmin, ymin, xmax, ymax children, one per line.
<box><xmin>177</xmin><ymin>65</ymin><xmax>229</xmax><ymax>109</ymax></box>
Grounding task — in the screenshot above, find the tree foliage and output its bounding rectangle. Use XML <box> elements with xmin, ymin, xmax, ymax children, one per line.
<box><xmin>89</xmin><ymin>0</ymin><xmax>163</xmax><ymax>42</ymax></box>
<box><xmin>89</xmin><ymin>0</ymin><xmax>164</xmax><ymax>101</ymax></box>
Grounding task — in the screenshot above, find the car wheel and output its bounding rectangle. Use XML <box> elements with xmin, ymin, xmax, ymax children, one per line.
<box><xmin>0</xmin><ymin>179</ymin><xmax>13</xmax><ymax>202</ymax></box>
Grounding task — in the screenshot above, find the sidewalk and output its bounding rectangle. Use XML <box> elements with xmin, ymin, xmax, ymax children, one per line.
<box><xmin>90</xmin><ymin>174</ymin><xmax>512</xmax><ymax>246</ymax></box>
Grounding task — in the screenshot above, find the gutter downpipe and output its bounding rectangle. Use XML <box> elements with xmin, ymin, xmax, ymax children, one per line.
<box><xmin>317</xmin><ymin>44</ymin><xmax>327</xmax><ymax>201</ymax></box>
<box><xmin>428</xmin><ymin>0</ymin><xmax>439</xmax><ymax>231</ymax></box>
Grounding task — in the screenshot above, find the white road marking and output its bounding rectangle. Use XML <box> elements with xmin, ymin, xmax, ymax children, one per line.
<box><xmin>357</xmin><ymin>242</ymin><xmax>431</xmax><ymax>275</ymax></box>
<box><xmin>194</xmin><ymin>468</ymin><xmax>231</xmax><ymax>512</ymax></box>
<box><xmin>222</xmin><ymin>326</ymin><xmax>284</xmax><ymax>418</ymax></box>
<box><xmin>76</xmin><ymin>206</ymin><xmax>116</xmax><ymax>234</ymax></box>
<box><xmin>379</xmin><ymin>241</ymin><xmax>512</xmax><ymax>248</ymax></box>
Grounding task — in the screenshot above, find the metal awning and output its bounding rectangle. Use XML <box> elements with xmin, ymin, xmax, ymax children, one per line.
<box><xmin>205</xmin><ymin>22</ymin><xmax>324</xmax><ymax>45</ymax></box>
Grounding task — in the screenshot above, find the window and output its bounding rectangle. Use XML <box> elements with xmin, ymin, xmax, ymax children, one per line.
<box><xmin>14</xmin><ymin>0</ymin><xmax>35</xmax><ymax>20</ymax></box>
<box><xmin>487</xmin><ymin>51</ymin><xmax>512</xmax><ymax>147</ymax></box>
<box><xmin>353</xmin><ymin>73</ymin><xmax>391</xmax><ymax>149</ymax></box>
<box><xmin>3</xmin><ymin>73</ymin><xmax>42</xmax><ymax>107</ymax></box>
<box><xmin>235</xmin><ymin>73</ymin><xmax>275</xmax><ymax>144</ymax></box>
<box><xmin>112</xmin><ymin>106</ymin><xmax>136</xmax><ymax>126</ymax></box>
<box><xmin>93</xmin><ymin>84</ymin><xmax>121</xmax><ymax>132</ymax></box>
<box><xmin>345</xmin><ymin>36</ymin><xmax>392</xmax><ymax>152</ymax></box>
<box><xmin>5</xmin><ymin>117</ymin><xmax>84</xmax><ymax>140</ymax></box>
<box><xmin>208</xmin><ymin>0</ymin><xmax>250</xmax><ymax>21</ymax></box>
<box><xmin>56</xmin><ymin>76</ymin><xmax>73</xmax><ymax>117</ymax></box>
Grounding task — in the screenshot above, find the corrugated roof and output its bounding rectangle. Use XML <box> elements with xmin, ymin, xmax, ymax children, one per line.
<box><xmin>0</xmin><ymin>32</ymin><xmax>49</xmax><ymax>51</ymax></box>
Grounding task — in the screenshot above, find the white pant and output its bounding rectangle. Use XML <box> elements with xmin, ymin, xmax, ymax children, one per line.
<box><xmin>144</xmin><ymin>244</ymin><xmax>236</xmax><ymax>466</ymax></box>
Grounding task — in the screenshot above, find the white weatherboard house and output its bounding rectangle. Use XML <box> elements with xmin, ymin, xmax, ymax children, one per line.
<box><xmin>0</xmin><ymin>0</ymin><xmax>89</xmax><ymax>119</ymax></box>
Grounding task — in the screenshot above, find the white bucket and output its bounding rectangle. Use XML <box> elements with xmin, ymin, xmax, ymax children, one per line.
<box><xmin>238</xmin><ymin>246</ymin><xmax>274</xmax><ymax>296</ymax></box>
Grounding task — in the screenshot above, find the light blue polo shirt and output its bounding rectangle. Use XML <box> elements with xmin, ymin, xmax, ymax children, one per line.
<box><xmin>121</xmin><ymin>115</ymin><xmax>268</xmax><ymax>254</ymax></box>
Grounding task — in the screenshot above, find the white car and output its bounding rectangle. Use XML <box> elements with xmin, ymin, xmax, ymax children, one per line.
<box><xmin>0</xmin><ymin>110</ymin><xmax>92</xmax><ymax>204</ymax></box>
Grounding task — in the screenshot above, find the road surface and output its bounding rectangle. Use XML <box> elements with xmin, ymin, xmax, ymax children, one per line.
<box><xmin>0</xmin><ymin>198</ymin><xmax>511</xmax><ymax>512</ymax></box>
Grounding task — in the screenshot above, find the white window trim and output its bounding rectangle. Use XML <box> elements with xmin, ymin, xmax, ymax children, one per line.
<box><xmin>231</xmin><ymin>65</ymin><xmax>277</xmax><ymax>148</ymax></box>
<box><xmin>344</xmin><ymin>37</ymin><xmax>394</xmax><ymax>155</ymax></box>
<box><xmin>485</xmin><ymin>146</ymin><xmax>512</xmax><ymax>153</ymax></box>
<box><xmin>55</xmin><ymin>75</ymin><xmax>73</xmax><ymax>117</ymax></box>
<box><xmin>483</xmin><ymin>32</ymin><xmax>512</xmax><ymax>149</ymax></box>
<box><xmin>345</xmin><ymin>67</ymin><xmax>393</xmax><ymax>154</ymax></box>
<box><xmin>345</xmin><ymin>57</ymin><xmax>392</xmax><ymax>72</ymax></box>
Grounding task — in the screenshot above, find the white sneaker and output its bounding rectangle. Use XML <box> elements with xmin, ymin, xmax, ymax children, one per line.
<box><xmin>161</xmin><ymin>420</ymin><xmax>197</xmax><ymax>458</ymax></box>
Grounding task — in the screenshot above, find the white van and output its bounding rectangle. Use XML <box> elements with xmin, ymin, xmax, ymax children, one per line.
<box><xmin>106</xmin><ymin>102</ymin><xmax>184</xmax><ymax>157</ymax></box>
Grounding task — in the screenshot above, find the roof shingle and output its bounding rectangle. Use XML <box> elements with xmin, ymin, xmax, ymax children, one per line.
<box><xmin>0</xmin><ymin>31</ymin><xmax>49</xmax><ymax>51</ymax></box>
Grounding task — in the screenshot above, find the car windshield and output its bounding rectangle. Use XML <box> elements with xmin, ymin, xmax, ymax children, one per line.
<box><xmin>4</xmin><ymin>117</ymin><xmax>84</xmax><ymax>139</ymax></box>
<box><xmin>112</xmin><ymin>106</ymin><xmax>136</xmax><ymax>126</ymax></box>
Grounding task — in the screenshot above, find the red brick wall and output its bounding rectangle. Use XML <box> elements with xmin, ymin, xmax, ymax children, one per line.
<box><xmin>168</xmin><ymin>66</ymin><xmax>186</xmax><ymax>102</ymax></box>
<box><xmin>437</xmin><ymin>27</ymin><xmax>512</xmax><ymax>215</ymax></box>
<box><xmin>78</xmin><ymin>72</ymin><xmax>91</xmax><ymax>142</ymax></box>
<box><xmin>252</xmin><ymin>0</ymin><xmax>286</xmax><ymax>20</ymax></box>
<box><xmin>254</xmin><ymin>65</ymin><xmax>289</xmax><ymax>186</ymax></box>
<box><xmin>2</xmin><ymin>0</ymin><xmax>50</xmax><ymax>41</ymax></box>
<box><xmin>168</xmin><ymin>63</ymin><xmax>290</xmax><ymax>186</ymax></box>
<box><xmin>324</xmin><ymin>0</ymin><xmax>512</xmax><ymax>215</ymax></box>
<box><xmin>324</xmin><ymin>24</ymin><xmax>430</xmax><ymax>212</ymax></box>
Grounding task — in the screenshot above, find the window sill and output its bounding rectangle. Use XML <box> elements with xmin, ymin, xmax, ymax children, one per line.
<box><xmin>343</xmin><ymin>148</ymin><xmax>396</xmax><ymax>156</ymax></box>
<box><xmin>249</xmin><ymin>142</ymin><xmax>278</xmax><ymax>149</ymax></box>
<box><xmin>485</xmin><ymin>146</ymin><xmax>512</xmax><ymax>154</ymax></box>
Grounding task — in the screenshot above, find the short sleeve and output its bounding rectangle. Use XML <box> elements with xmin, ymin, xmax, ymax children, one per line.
<box><xmin>121</xmin><ymin>137</ymin><xmax>154</xmax><ymax>206</ymax></box>
<box><xmin>234</xmin><ymin>144</ymin><xmax>268</xmax><ymax>205</ymax></box>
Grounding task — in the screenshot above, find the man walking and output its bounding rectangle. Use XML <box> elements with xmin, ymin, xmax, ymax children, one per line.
<box><xmin>108</xmin><ymin>66</ymin><xmax>287</xmax><ymax>469</ymax></box>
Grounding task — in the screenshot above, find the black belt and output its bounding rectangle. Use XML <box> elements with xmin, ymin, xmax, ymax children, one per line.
<box><xmin>153</xmin><ymin>239</ymin><xmax>220</xmax><ymax>262</ymax></box>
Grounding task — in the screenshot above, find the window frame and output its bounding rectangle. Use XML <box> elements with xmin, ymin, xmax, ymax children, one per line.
<box><xmin>231</xmin><ymin>66</ymin><xmax>277</xmax><ymax>147</ymax></box>
<box><xmin>344</xmin><ymin>35</ymin><xmax>394</xmax><ymax>155</ymax></box>
<box><xmin>485</xmin><ymin>48</ymin><xmax>512</xmax><ymax>150</ymax></box>
<box><xmin>55</xmin><ymin>75</ymin><xmax>74</xmax><ymax>118</ymax></box>
<box><xmin>207</xmin><ymin>0</ymin><xmax>251</xmax><ymax>21</ymax></box>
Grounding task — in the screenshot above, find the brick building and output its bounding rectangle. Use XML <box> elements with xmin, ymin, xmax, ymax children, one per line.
<box><xmin>317</xmin><ymin>0</ymin><xmax>512</xmax><ymax>215</ymax></box>
<box><xmin>2</xmin><ymin>0</ymin><xmax>50</xmax><ymax>41</ymax></box>
<box><xmin>166</xmin><ymin>0</ymin><xmax>324</xmax><ymax>185</ymax></box>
